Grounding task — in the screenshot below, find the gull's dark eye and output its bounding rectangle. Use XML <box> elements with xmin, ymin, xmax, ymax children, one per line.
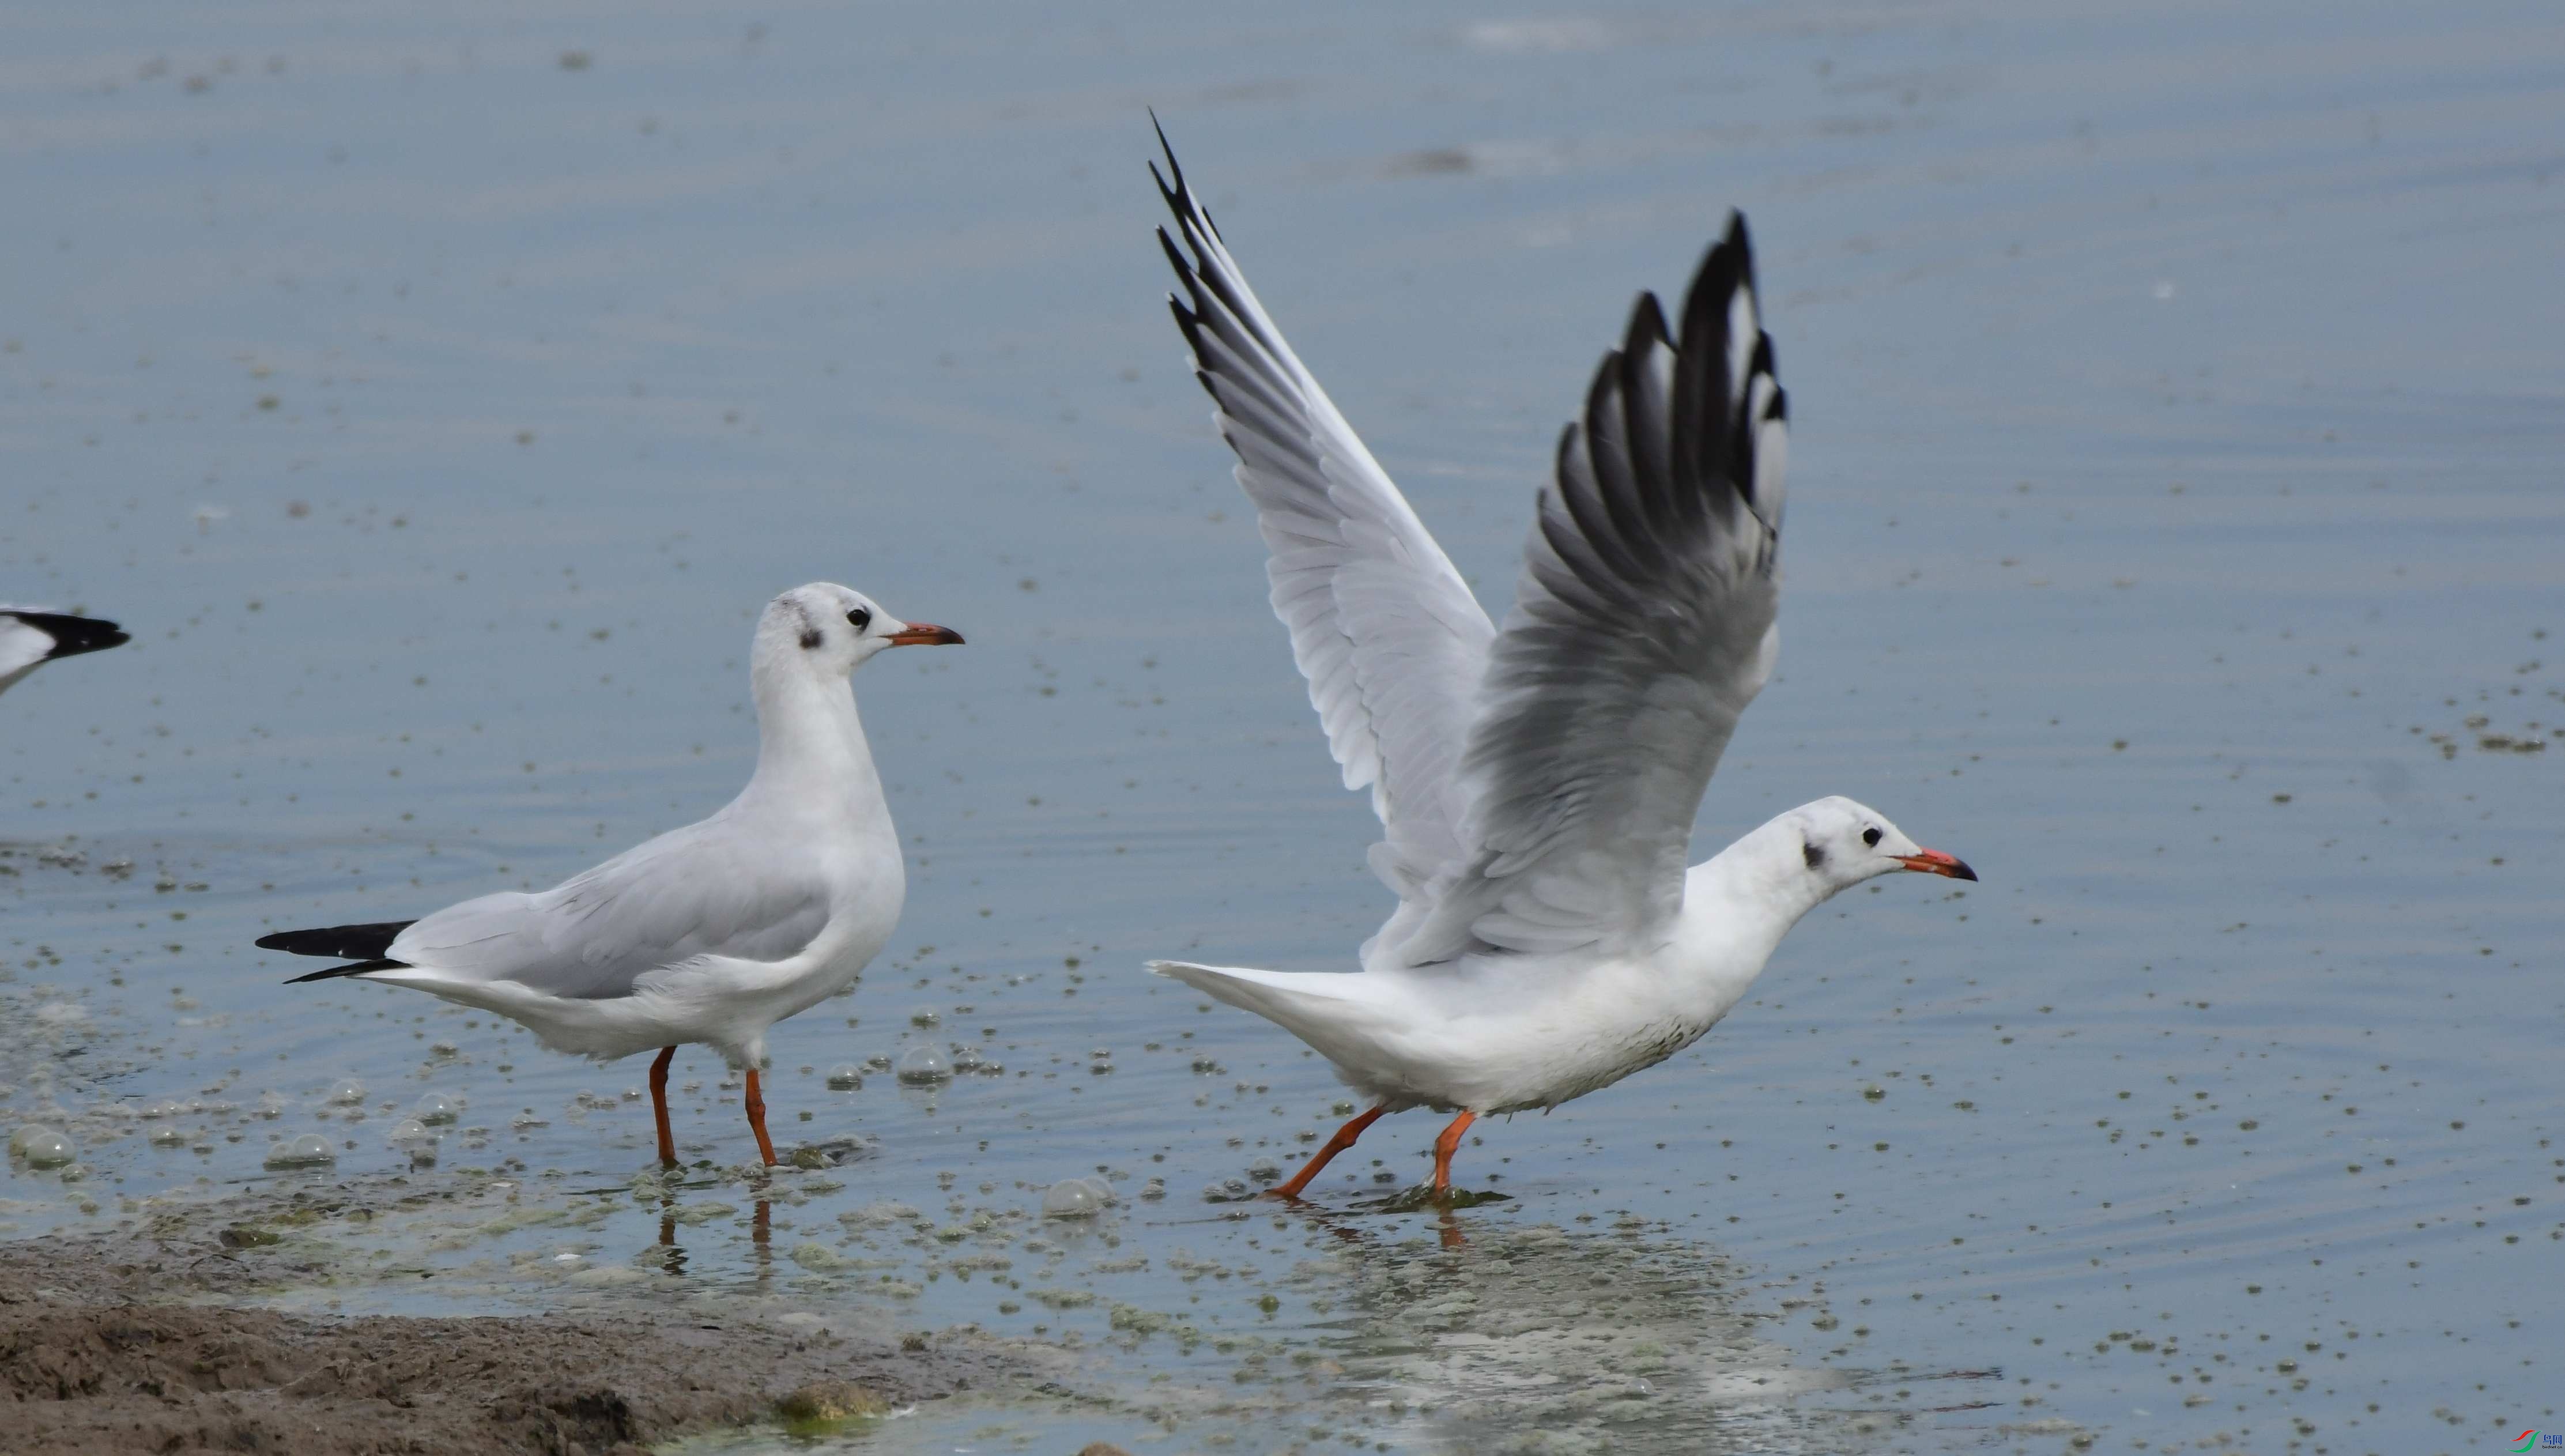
<box><xmin>1861</xmin><ymin>826</ymin><xmax>1883</xmax><ymax>847</ymax></box>
<box><xmin>846</xmin><ymin>608</ymin><xmax>872</xmax><ymax>631</ymax></box>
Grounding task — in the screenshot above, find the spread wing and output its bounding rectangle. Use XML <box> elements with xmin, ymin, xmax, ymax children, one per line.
<box><xmin>388</xmin><ymin>819</ymin><xmax>833</xmax><ymax>999</ymax></box>
<box><xmin>1153</xmin><ymin>125</ymin><xmax>1496</xmax><ymax>914</ymax></box>
<box><xmin>1396</xmin><ymin>214</ymin><xmax>1789</xmax><ymax>965</ymax></box>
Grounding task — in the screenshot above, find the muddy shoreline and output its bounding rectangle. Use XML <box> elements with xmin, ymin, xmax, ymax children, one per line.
<box><xmin>0</xmin><ymin>1180</ymin><xmax>1029</xmax><ymax>1456</ymax></box>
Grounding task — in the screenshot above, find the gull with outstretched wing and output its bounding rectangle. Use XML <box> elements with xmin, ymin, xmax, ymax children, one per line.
<box><xmin>1145</xmin><ymin>127</ymin><xmax>1976</xmax><ymax>1199</ymax></box>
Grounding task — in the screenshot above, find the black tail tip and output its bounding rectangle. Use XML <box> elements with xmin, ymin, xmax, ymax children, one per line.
<box><xmin>255</xmin><ymin>919</ymin><xmax>417</xmax><ymax>960</ymax></box>
<box><xmin>6</xmin><ymin>610</ymin><xmax>129</xmax><ymax>659</ymax></box>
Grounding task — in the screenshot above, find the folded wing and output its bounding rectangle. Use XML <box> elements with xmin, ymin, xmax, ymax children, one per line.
<box><xmin>0</xmin><ymin>609</ymin><xmax>129</xmax><ymax>695</ymax></box>
<box><xmin>388</xmin><ymin>822</ymin><xmax>832</xmax><ymax>999</ymax></box>
<box><xmin>1397</xmin><ymin>214</ymin><xmax>1789</xmax><ymax>964</ymax></box>
<box><xmin>1153</xmin><ymin>126</ymin><xmax>1496</xmax><ymax>918</ymax></box>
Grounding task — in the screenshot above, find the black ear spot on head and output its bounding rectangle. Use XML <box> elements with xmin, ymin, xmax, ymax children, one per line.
<box><xmin>1802</xmin><ymin>840</ymin><xmax>1827</xmax><ymax>870</ymax></box>
<box><xmin>798</xmin><ymin>628</ymin><xmax>824</xmax><ymax>650</ymax></box>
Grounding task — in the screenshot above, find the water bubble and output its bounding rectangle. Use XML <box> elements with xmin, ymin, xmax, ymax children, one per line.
<box><xmin>141</xmin><ymin>1099</ymin><xmax>182</xmax><ymax>1119</ymax></box>
<box><xmin>255</xmin><ymin>1091</ymin><xmax>286</xmax><ymax>1119</ymax></box>
<box><xmin>413</xmin><ymin>1091</ymin><xmax>459</xmax><ymax>1124</ymax></box>
<box><xmin>1042</xmin><ymin>1179</ymin><xmax>1104</xmax><ymax>1219</ymax></box>
<box><xmin>825</xmin><ymin>1064</ymin><xmax>865</xmax><ymax>1090</ymax></box>
<box><xmin>894</xmin><ymin>1046</ymin><xmax>951</xmax><ymax>1085</ymax></box>
<box><xmin>265</xmin><ymin>1133</ymin><xmax>336</xmax><ymax>1168</ymax></box>
<box><xmin>908</xmin><ymin>1008</ymin><xmax>941</xmax><ymax>1028</ymax></box>
<box><xmin>149</xmin><ymin>1123</ymin><xmax>190</xmax><ymax>1146</ymax></box>
<box><xmin>1201</xmin><ymin>1177</ymin><xmax>1254</xmax><ymax>1203</ymax></box>
<box><xmin>326</xmin><ymin>1078</ymin><xmax>366</xmax><ymax>1106</ymax></box>
<box><xmin>388</xmin><ymin>1118</ymin><xmax>434</xmax><ymax>1145</ymax></box>
<box><xmin>863</xmin><ymin>1053</ymin><xmax>894</xmax><ymax>1073</ymax></box>
<box><xmin>9</xmin><ymin>1125</ymin><xmax>76</xmax><ymax>1168</ymax></box>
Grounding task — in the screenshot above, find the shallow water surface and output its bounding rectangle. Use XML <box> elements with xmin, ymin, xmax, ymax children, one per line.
<box><xmin>5</xmin><ymin>0</ymin><xmax>2562</xmax><ymax>1451</ymax></box>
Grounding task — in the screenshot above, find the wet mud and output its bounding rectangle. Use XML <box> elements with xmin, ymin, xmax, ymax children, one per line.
<box><xmin>0</xmin><ymin>1189</ymin><xmax>1020</xmax><ymax>1456</ymax></box>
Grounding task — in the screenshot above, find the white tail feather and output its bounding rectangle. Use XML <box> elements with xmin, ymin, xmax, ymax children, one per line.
<box><xmin>1146</xmin><ymin>959</ymin><xmax>1391</xmax><ymax>1057</ymax></box>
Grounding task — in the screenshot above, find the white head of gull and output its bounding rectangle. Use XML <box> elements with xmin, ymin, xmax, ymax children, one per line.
<box><xmin>1142</xmin><ymin>128</ymin><xmax>1976</xmax><ymax>1201</ymax></box>
<box><xmin>255</xmin><ymin>583</ymin><xmax>963</xmax><ymax>1167</ymax></box>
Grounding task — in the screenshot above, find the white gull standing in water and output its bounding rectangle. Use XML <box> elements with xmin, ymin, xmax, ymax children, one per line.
<box><xmin>0</xmin><ymin>608</ymin><xmax>128</xmax><ymax>699</ymax></box>
<box><xmin>255</xmin><ymin>583</ymin><xmax>963</xmax><ymax>1167</ymax></box>
<box><xmin>1143</xmin><ymin>130</ymin><xmax>1976</xmax><ymax>1199</ymax></box>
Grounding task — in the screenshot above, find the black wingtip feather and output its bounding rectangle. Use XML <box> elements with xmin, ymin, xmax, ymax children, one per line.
<box><xmin>1156</xmin><ymin>224</ymin><xmax>1193</xmax><ymax>282</ymax></box>
<box><xmin>1148</xmin><ymin>115</ymin><xmax>1225</xmax><ymax>246</ymax></box>
<box><xmin>1149</xmin><ymin>112</ymin><xmax>1186</xmax><ymax>208</ymax></box>
<box><xmin>256</xmin><ymin>920</ymin><xmax>417</xmax><ymax>960</ymax></box>
<box><xmin>284</xmin><ymin>958</ymin><xmax>406</xmax><ymax>984</ymax></box>
<box><xmin>6</xmin><ymin>610</ymin><xmax>129</xmax><ymax>660</ymax></box>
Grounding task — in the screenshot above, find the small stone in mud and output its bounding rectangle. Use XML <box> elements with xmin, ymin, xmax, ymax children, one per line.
<box><xmin>775</xmin><ymin>1378</ymin><xmax>889</xmax><ymax>1427</ymax></box>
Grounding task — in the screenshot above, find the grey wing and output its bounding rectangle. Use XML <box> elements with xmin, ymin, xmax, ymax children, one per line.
<box><xmin>390</xmin><ymin>823</ymin><xmax>833</xmax><ymax>999</ymax></box>
<box><xmin>1153</xmin><ymin>127</ymin><xmax>1496</xmax><ymax>910</ymax></box>
<box><xmin>1397</xmin><ymin>214</ymin><xmax>1789</xmax><ymax>965</ymax></box>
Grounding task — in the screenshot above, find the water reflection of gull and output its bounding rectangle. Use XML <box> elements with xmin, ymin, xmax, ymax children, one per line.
<box><xmin>1288</xmin><ymin>1219</ymin><xmax>2001</xmax><ymax>1454</ymax></box>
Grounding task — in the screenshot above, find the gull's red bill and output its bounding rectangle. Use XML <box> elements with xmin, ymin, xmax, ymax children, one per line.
<box><xmin>887</xmin><ymin>623</ymin><xmax>965</xmax><ymax>647</ymax></box>
<box><xmin>1895</xmin><ymin>848</ymin><xmax>1978</xmax><ymax>881</ymax></box>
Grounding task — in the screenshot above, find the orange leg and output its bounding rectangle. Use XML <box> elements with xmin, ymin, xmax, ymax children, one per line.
<box><xmin>1268</xmin><ymin>1104</ymin><xmax>1387</xmax><ymax>1199</ymax></box>
<box><xmin>648</xmin><ymin>1046</ymin><xmax>678</xmax><ymax>1168</ymax></box>
<box><xmin>743</xmin><ymin>1067</ymin><xmax>778</xmax><ymax>1166</ymax></box>
<box><xmin>1431</xmin><ymin>1110</ymin><xmax>1477</xmax><ymax>1195</ymax></box>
